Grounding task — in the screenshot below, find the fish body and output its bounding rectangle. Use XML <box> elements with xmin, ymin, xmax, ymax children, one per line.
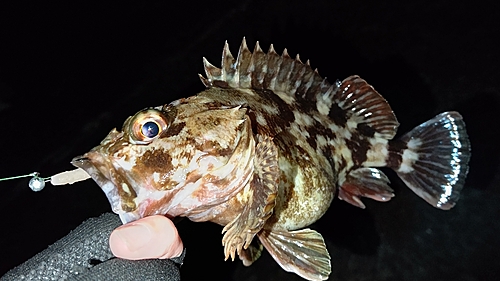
<box><xmin>72</xmin><ymin>39</ymin><xmax>471</xmax><ymax>281</ymax></box>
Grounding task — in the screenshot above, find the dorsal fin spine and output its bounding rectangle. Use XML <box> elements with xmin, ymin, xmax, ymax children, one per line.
<box><xmin>201</xmin><ymin>39</ymin><xmax>400</xmax><ymax>139</ymax></box>
<box><xmin>203</xmin><ymin>57</ymin><xmax>220</xmax><ymax>82</ymax></box>
<box><xmin>315</xmin><ymin>78</ymin><xmax>334</xmax><ymax>114</ymax></box>
<box><xmin>303</xmin><ymin>70</ymin><xmax>317</xmax><ymax>99</ymax></box>
<box><xmin>264</xmin><ymin>45</ymin><xmax>280</xmax><ymax>89</ymax></box>
<box><xmin>251</xmin><ymin>41</ymin><xmax>265</xmax><ymax>88</ymax></box>
<box><xmin>316</xmin><ymin>84</ymin><xmax>336</xmax><ymax>115</ymax></box>
<box><xmin>221</xmin><ymin>41</ymin><xmax>236</xmax><ymax>85</ymax></box>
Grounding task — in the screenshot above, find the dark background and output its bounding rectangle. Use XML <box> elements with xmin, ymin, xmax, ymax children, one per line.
<box><xmin>1</xmin><ymin>1</ymin><xmax>499</xmax><ymax>280</ymax></box>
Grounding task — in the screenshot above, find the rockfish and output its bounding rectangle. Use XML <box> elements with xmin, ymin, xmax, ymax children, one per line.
<box><xmin>72</xmin><ymin>39</ymin><xmax>471</xmax><ymax>280</ymax></box>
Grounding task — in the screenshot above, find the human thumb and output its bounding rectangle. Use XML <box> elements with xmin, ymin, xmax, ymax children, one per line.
<box><xmin>109</xmin><ymin>215</ymin><xmax>183</xmax><ymax>260</ymax></box>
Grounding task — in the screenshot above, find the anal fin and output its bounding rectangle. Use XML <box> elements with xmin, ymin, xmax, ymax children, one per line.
<box><xmin>258</xmin><ymin>229</ymin><xmax>331</xmax><ymax>281</ymax></box>
<box><xmin>338</xmin><ymin>167</ymin><xmax>394</xmax><ymax>208</ymax></box>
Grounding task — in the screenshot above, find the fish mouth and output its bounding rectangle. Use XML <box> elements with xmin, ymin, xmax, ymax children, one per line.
<box><xmin>71</xmin><ymin>155</ymin><xmax>141</xmax><ymax>224</ymax></box>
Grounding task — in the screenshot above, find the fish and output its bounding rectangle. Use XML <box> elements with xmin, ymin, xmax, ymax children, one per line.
<box><xmin>72</xmin><ymin>38</ymin><xmax>471</xmax><ymax>281</ymax></box>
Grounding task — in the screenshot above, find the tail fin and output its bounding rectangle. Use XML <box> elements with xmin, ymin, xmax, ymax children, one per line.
<box><xmin>388</xmin><ymin>112</ymin><xmax>471</xmax><ymax>210</ymax></box>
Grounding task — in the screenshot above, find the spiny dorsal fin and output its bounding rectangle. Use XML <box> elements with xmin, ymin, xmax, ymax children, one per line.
<box><xmin>199</xmin><ymin>38</ymin><xmax>329</xmax><ymax>105</ymax></box>
<box><xmin>200</xmin><ymin>39</ymin><xmax>399</xmax><ymax>140</ymax></box>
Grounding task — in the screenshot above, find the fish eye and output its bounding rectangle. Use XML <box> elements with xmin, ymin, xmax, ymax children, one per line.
<box><xmin>141</xmin><ymin>121</ymin><xmax>160</xmax><ymax>138</ymax></box>
<box><xmin>128</xmin><ymin>109</ymin><xmax>169</xmax><ymax>144</ymax></box>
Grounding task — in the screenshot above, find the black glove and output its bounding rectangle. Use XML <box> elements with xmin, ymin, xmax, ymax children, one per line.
<box><xmin>1</xmin><ymin>213</ymin><xmax>184</xmax><ymax>281</ymax></box>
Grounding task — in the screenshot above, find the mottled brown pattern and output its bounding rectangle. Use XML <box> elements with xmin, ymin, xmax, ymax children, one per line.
<box><xmin>304</xmin><ymin>117</ymin><xmax>335</xmax><ymax>157</ymax></box>
<box><xmin>272</xmin><ymin>132</ymin><xmax>295</xmax><ymax>161</ymax></box>
<box><xmin>111</xmin><ymin>170</ymin><xmax>137</xmax><ymax>212</ymax></box>
<box><xmin>328</xmin><ymin>103</ymin><xmax>348</xmax><ymax>127</ymax></box>
<box><xmin>205</xmin><ymin>194</ymin><xmax>247</xmax><ymax>226</ymax></box>
<box><xmin>199</xmin><ymin>87</ymin><xmax>296</xmax><ymax>140</ymax></box>
<box><xmin>338</xmin><ymin>155</ymin><xmax>348</xmax><ymax>173</ymax></box>
<box><xmin>162</xmin><ymin>104</ymin><xmax>178</xmax><ymax>121</ymax></box>
<box><xmin>203</xmin><ymin>101</ymin><xmax>225</xmax><ymax>109</ymax></box>
<box><xmin>213</xmin><ymin>80</ymin><xmax>229</xmax><ymax>88</ymax></box>
<box><xmin>306</xmin><ymin>131</ymin><xmax>317</xmax><ymax>149</ymax></box>
<box><xmin>191</xmin><ymin>176</ymin><xmax>231</xmax><ymax>200</ymax></box>
<box><xmin>194</xmin><ymin>140</ymin><xmax>233</xmax><ymax>157</ymax></box>
<box><xmin>140</xmin><ymin>149</ymin><xmax>173</xmax><ymax>170</ymax></box>
<box><xmin>104</xmin><ymin>136</ymin><xmax>129</xmax><ymax>158</ymax></box>
<box><xmin>185</xmin><ymin>171</ymin><xmax>202</xmax><ymax>184</ymax></box>
<box><xmin>134</xmin><ymin>148</ymin><xmax>176</xmax><ymax>190</ymax></box>
<box><xmin>357</xmin><ymin>123</ymin><xmax>376</xmax><ymax>138</ymax></box>
<box><xmin>345</xmin><ymin>134</ymin><xmax>370</xmax><ymax>167</ymax></box>
<box><xmin>254</xmin><ymin>89</ymin><xmax>296</xmax><ymax>129</ymax></box>
<box><xmin>321</xmin><ymin>147</ymin><xmax>335</xmax><ymax>166</ymax></box>
<box><xmin>162</xmin><ymin>121</ymin><xmax>185</xmax><ymax>138</ymax></box>
<box><xmin>246</xmin><ymin>110</ymin><xmax>260</xmax><ymax>135</ymax></box>
<box><xmin>387</xmin><ymin>139</ymin><xmax>407</xmax><ymax>169</ymax></box>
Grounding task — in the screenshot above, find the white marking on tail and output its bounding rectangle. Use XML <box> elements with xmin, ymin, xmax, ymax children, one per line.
<box><xmin>364</xmin><ymin>138</ymin><xmax>389</xmax><ymax>167</ymax></box>
<box><xmin>399</xmin><ymin>148</ymin><xmax>420</xmax><ymax>173</ymax></box>
<box><xmin>407</xmin><ymin>138</ymin><xmax>423</xmax><ymax>149</ymax></box>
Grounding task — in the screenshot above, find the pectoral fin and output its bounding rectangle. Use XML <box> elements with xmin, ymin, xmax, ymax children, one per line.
<box><xmin>222</xmin><ymin>135</ymin><xmax>279</xmax><ymax>261</ymax></box>
<box><xmin>258</xmin><ymin>228</ymin><xmax>331</xmax><ymax>281</ymax></box>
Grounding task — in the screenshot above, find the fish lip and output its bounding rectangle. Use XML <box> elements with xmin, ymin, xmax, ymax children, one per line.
<box><xmin>71</xmin><ymin>155</ymin><xmax>140</xmax><ymax>224</ymax></box>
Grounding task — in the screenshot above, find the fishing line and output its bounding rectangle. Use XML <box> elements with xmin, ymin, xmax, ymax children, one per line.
<box><xmin>0</xmin><ymin>168</ymin><xmax>91</xmax><ymax>191</ymax></box>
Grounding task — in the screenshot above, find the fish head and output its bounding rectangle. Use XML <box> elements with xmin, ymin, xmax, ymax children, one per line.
<box><xmin>72</xmin><ymin>96</ymin><xmax>255</xmax><ymax>223</ymax></box>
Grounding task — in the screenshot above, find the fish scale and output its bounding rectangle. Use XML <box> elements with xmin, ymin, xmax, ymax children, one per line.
<box><xmin>72</xmin><ymin>38</ymin><xmax>471</xmax><ymax>281</ymax></box>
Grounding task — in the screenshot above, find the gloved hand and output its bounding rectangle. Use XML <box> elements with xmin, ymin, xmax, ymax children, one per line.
<box><xmin>1</xmin><ymin>213</ymin><xmax>185</xmax><ymax>281</ymax></box>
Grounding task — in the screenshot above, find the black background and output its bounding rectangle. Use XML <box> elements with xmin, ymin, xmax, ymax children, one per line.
<box><xmin>1</xmin><ymin>1</ymin><xmax>499</xmax><ymax>280</ymax></box>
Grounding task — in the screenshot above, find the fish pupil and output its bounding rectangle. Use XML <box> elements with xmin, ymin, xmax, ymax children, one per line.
<box><xmin>141</xmin><ymin>121</ymin><xmax>160</xmax><ymax>138</ymax></box>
